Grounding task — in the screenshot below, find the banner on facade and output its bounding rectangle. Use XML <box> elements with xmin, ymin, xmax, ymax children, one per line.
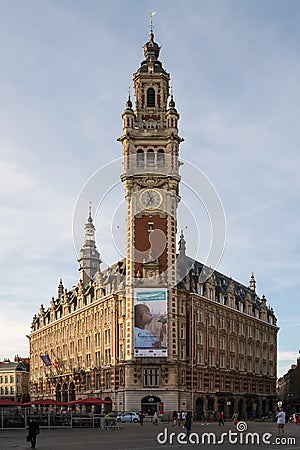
<box><xmin>134</xmin><ymin>288</ymin><xmax>167</xmax><ymax>357</ymax></box>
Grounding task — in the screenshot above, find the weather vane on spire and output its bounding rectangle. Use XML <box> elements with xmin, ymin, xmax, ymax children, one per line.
<box><xmin>149</xmin><ymin>11</ymin><xmax>157</xmax><ymax>33</ymax></box>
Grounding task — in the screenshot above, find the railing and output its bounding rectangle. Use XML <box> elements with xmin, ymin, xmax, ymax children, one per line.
<box><xmin>0</xmin><ymin>408</ymin><xmax>119</xmax><ymax>431</ymax></box>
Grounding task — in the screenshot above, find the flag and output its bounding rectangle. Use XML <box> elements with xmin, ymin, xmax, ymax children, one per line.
<box><xmin>40</xmin><ymin>354</ymin><xmax>52</xmax><ymax>367</ymax></box>
<box><xmin>53</xmin><ymin>358</ymin><xmax>59</xmax><ymax>370</ymax></box>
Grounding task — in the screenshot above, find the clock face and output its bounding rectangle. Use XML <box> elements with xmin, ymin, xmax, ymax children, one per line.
<box><xmin>139</xmin><ymin>189</ymin><xmax>163</xmax><ymax>210</ymax></box>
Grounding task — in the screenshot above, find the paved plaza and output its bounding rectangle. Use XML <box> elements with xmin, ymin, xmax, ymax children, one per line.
<box><xmin>0</xmin><ymin>421</ymin><xmax>299</xmax><ymax>450</ymax></box>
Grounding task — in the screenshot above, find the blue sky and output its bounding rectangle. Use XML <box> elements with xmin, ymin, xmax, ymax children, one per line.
<box><xmin>0</xmin><ymin>0</ymin><xmax>299</xmax><ymax>377</ymax></box>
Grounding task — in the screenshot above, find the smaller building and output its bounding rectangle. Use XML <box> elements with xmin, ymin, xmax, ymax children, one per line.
<box><xmin>277</xmin><ymin>357</ymin><xmax>300</xmax><ymax>415</ymax></box>
<box><xmin>0</xmin><ymin>356</ymin><xmax>30</xmax><ymax>403</ymax></box>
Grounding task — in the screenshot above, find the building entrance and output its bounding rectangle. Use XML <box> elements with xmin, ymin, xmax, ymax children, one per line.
<box><xmin>141</xmin><ymin>395</ymin><xmax>161</xmax><ymax>415</ymax></box>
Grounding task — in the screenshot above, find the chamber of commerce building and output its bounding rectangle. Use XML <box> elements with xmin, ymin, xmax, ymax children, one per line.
<box><xmin>29</xmin><ymin>29</ymin><xmax>278</xmax><ymax>420</ymax></box>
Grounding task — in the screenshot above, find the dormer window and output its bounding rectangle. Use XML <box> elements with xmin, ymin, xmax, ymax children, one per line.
<box><xmin>147</xmin><ymin>88</ymin><xmax>155</xmax><ymax>107</ymax></box>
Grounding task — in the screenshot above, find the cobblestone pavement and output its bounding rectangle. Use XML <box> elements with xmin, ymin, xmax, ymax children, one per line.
<box><xmin>0</xmin><ymin>421</ymin><xmax>299</xmax><ymax>450</ymax></box>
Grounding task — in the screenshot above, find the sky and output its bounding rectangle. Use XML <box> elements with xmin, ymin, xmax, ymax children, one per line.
<box><xmin>0</xmin><ymin>0</ymin><xmax>299</xmax><ymax>377</ymax></box>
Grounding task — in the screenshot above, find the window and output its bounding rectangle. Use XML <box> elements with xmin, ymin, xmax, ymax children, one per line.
<box><xmin>197</xmin><ymin>349</ymin><xmax>203</xmax><ymax>364</ymax></box>
<box><xmin>105</xmin><ymin>329</ymin><xmax>111</xmax><ymax>345</ymax></box>
<box><xmin>181</xmin><ymin>369</ymin><xmax>185</xmax><ymax>385</ymax></box>
<box><xmin>105</xmin><ymin>371</ymin><xmax>111</xmax><ymax>389</ymax></box>
<box><xmin>137</xmin><ymin>149</ymin><xmax>144</xmax><ymax>166</ymax></box>
<box><xmin>10</xmin><ymin>375</ymin><xmax>13</xmax><ymax>383</ymax></box>
<box><xmin>157</xmin><ymin>149</ymin><xmax>165</xmax><ymax>165</ymax></box>
<box><xmin>105</xmin><ymin>349</ymin><xmax>111</xmax><ymax>365</ymax></box>
<box><xmin>220</xmin><ymin>376</ymin><xmax>225</xmax><ymax>391</ymax></box>
<box><xmin>143</xmin><ymin>368</ymin><xmax>159</xmax><ymax>387</ymax></box>
<box><xmin>197</xmin><ymin>372</ymin><xmax>203</xmax><ymax>389</ymax></box>
<box><xmin>208</xmin><ymin>333</ymin><xmax>215</xmax><ymax>347</ymax></box>
<box><xmin>209</xmin><ymin>374</ymin><xmax>214</xmax><ymax>390</ymax></box>
<box><xmin>95</xmin><ymin>373</ymin><xmax>101</xmax><ymax>390</ymax></box>
<box><xmin>208</xmin><ymin>313</ymin><xmax>215</xmax><ymax>326</ymax></box>
<box><xmin>197</xmin><ymin>330</ymin><xmax>203</xmax><ymax>345</ymax></box>
<box><xmin>119</xmin><ymin>324</ymin><xmax>124</xmax><ymax>339</ymax></box>
<box><xmin>180</xmin><ymin>324</ymin><xmax>185</xmax><ymax>339</ymax></box>
<box><xmin>95</xmin><ymin>351</ymin><xmax>101</xmax><ymax>366</ymax></box>
<box><xmin>147</xmin><ymin>149</ymin><xmax>155</xmax><ymax>166</ymax></box>
<box><xmin>148</xmin><ymin>222</ymin><xmax>154</xmax><ymax>232</ymax></box>
<box><xmin>229</xmin><ymin>339</ymin><xmax>235</xmax><ymax>352</ymax></box>
<box><xmin>208</xmin><ymin>351</ymin><xmax>215</xmax><ymax>366</ymax></box>
<box><xmin>219</xmin><ymin>353</ymin><xmax>225</xmax><ymax>368</ymax></box>
<box><xmin>180</xmin><ymin>345</ymin><xmax>185</xmax><ymax>360</ymax></box>
<box><xmin>219</xmin><ymin>316</ymin><xmax>225</xmax><ymax>329</ymax></box>
<box><xmin>146</xmin><ymin>88</ymin><xmax>155</xmax><ymax>107</ymax></box>
<box><xmin>119</xmin><ymin>344</ymin><xmax>124</xmax><ymax>360</ymax></box>
<box><xmin>219</xmin><ymin>336</ymin><xmax>225</xmax><ymax>350</ymax></box>
<box><xmin>119</xmin><ymin>368</ymin><xmax>124</xmax><ymax>385</ymax></box>
<box><xmin>95</xmin><ymin>333</ymin><xmax>101</xmax><ymax>348</ymax></box>
<box><xmin>85</xmin><ymin>353</ymin><xmax>91</xmax><ymax>368</ymax></box>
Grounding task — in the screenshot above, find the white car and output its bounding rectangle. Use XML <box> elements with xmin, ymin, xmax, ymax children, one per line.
<box><xmin>116</xmin><ymin>412</ymin><xmax>140</xmax><ymax>423</ymax></box>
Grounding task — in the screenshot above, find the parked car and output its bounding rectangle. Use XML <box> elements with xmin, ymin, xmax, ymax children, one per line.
<box><xmin>116</xmin><ymin>412</ymin><xmax>140</xmax><ymax>423</ymax></box>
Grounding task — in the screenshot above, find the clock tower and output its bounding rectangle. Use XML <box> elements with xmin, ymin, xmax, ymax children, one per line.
<box><xmin>119</xmin><ymin>30</ymin><xmax>183</xmax><ymax>361</ymax></box>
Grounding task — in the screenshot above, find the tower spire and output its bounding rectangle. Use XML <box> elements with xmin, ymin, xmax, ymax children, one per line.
<box><xmin>78</xmin><ymin>204</ymin><xmax>101</xmax><ymax>286</ymax></box>
<box><xmin>178</xmin><ymin>230</ymin><xmax>186</xmax><ymax>257</ymax></box>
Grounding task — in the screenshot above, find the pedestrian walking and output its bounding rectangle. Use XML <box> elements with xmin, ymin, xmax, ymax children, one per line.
<box><xmin>218</xmin><ymin>411</ymin><xmax>224</xmax><ymax>426</ymax></box>
<box><xmin>185</xmin><ymin>411</ymin><xmax>192</xmax><ymax>437</ymax></box>
<box><xmin>27</xmin><ymin>419</ymin><xmax>40</xmax><ymax>449</ymax></box>
<box><xmin>139</xmin><ymin>411</ymin><xmax>144</xmax><ymax>425</ymax></box>
<box><xmin>232</xmin><ymin>412</ymin><xmax>238</xmax><ymax>428</ymax></box>
<box><xmin>276</xmin><ymin>408</ymin><xmax>286</xmax><ymax>435</ymax></box>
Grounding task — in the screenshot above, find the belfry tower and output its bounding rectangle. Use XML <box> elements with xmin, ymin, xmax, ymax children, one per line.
<box><xmin>78</xmin><ymin>206</ymin><xmax>101</xmax><ymax>286</ymax></box>
<box><xmin>119</xmin><ymin>28</ymin><xmax>183</xmax><ymax>361</ymax></box>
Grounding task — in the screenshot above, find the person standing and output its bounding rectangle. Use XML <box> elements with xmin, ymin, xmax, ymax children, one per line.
<box><xmin>28</xmin><ymin>419</ymin><xmax>40</xmax><ymax>449</ymax></box>
<box><xmin>172</xmin><ymin>410</ymin><xmax>177</xmax><ymax>427</ymax></box>
<box><xmin>218</xmin><ymin>411</ymin><xmax>224</xmax><ymax>426</ymax></box>
<box><xmin>276</xmin><ymin>408</ymin><xmax>286</xmax><ymax>435</ymax></box>
<box><xmin>153</xmin><ymin>411</ymin><xmax>158</xmax><ymax>425</ymax></box>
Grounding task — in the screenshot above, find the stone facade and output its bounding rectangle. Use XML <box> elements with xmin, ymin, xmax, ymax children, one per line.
<box><xmin>29</xmin><ymin>30</ymin><xmax>278</xmax><ymax>420</ymax></box>
<box><xmin>0</xmin><ymin>356</ymin><xmax>30</xmax><ymax>403</ymax></box>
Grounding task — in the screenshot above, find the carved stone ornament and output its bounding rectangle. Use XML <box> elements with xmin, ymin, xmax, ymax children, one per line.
<box><xmin>135</xmin><ymin>177</ymin><xmax>166</xmax><ymax>188</ymax></box>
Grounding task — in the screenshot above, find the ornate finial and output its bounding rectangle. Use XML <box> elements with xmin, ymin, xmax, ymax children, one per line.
<box><xmin>249</xmin><ymin>272</ymin><xmax>256</xmax><ymax>292</ymax></box>
<box><xmin>149</xmin><ymin>11</ymin><xmax>157</xmax><ymax>35</ymax></box>
<box><xmin>126</xmin><ymin>86</ymin><xmax>132</xmax><ymax>108</ymax></box>
<box><xmin>88</xmin><ymin>202</ymin><xmax>93</xmax><ymax>223</ymax></box>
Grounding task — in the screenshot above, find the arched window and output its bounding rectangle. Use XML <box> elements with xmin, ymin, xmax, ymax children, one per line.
<box><xmin>137</xmin><ymin>149</ymin><xmax>144</xmax><ymax>166</ymax></box>
<box><xmin>147</xmin><ymin>88</ymin><xmax>155</xmax><ymax>107</ymax></box>
<box><xmin>147</xmin><ymin>149</ymin><xmax>155</xmax><ymax>166</ymax></box>
<box><xmin>157</xmin><ymin>149</ymin><xmax>165</xmax><ymax>165</ymax></box>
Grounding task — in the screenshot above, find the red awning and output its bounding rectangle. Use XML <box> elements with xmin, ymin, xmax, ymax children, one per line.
<box><xmin>0</xmin><ymin>399</ymin><xmax>22</xmax><ymax>406</ymax></box>
<box><xmin>23</xmin><ymin>399</ymin><xmax>65</xmax><ymax>406</ymax></box>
